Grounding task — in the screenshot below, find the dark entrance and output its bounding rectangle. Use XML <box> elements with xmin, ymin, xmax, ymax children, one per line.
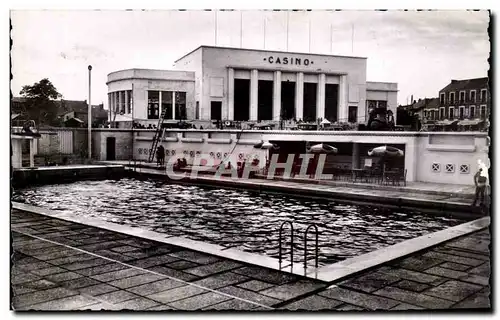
<box><xmin>325</xmin><ymin>84</ymin><xmax>339</xmax><ymax>122</ymax></box>
<box><xmin>281</xmin><ymin>81</ymin><xmax>295</xmax><ymax>120</ymax></box>
<box><xmin>258</xmin><ymin>80</ymin><xmax>273</xmax><ymax>120</ymax></box>
<box><xmin>234</xmin><ymin>79</ymin><xmax>250</xmax><ymax>121</ymax></box>
<box><xmin>211</xmin><ymin>101</ymin><xmax>222</xmax><ymax>121</ymax></box>
<box><xmin>303</xmin><ymin>83</ymin><xmax>317</xmax><ymax>122</ymax></box>
<box><xmin>106</xmin><ymin>137</ymin><xmax>116</xmax><ymax>161</ymax></box>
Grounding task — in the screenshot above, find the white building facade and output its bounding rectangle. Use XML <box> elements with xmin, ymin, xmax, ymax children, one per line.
<box><xmin>107</xmin><ymin>46</ymin><xmax>398</xmax><ymax>126</ymax></box>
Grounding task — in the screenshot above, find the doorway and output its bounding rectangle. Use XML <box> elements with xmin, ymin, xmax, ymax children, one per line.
<box><xmin>106</xmin><ymin>137</ymin><xmax>116</xmax><ymax>161</ymax></box>
<box><xmin>211</xmin><ymin>101</ymin><xmax>222</xmax><ymax>121</ymax></box>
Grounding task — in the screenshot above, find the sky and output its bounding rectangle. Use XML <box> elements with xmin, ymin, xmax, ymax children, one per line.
<box><xmin>10</xmin><ymin>10</ymin><xmax>490</xmax><ymax>107</ymax></box>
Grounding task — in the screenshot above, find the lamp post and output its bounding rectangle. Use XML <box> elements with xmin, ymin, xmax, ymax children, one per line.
<box><xmin>88</xmin><ymin>65</ymin><xmax>92</xmax><ymax>160</ymax></box>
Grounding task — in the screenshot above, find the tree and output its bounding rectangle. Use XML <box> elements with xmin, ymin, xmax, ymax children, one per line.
<box><xmin>19</xmin><ymin>78</ymin><xmax>62</xmax><ymax>126</ymax></box>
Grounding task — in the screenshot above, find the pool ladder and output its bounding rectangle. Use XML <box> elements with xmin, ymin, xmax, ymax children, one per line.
<box><xmin>278</xmin><ymin>221</ymin><xmax>319</xmax><ymax>272</ymax></box>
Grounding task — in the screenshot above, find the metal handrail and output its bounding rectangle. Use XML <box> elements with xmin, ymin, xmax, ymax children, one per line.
<box><xmin>304</xmin><ymin>224</ymin><xmax>319</xmax><ymax>270</ymax></box>
<box><xmin>278</xmin><ymin>221</ymin><xmax>294</xmax><ymax>268</ymax></box>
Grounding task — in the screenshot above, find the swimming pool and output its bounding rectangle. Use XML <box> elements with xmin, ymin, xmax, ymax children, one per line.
<box><xmin>12</xmin><ymin>178</ymin><xmax>467</xmax><ymax>267</ymax></box>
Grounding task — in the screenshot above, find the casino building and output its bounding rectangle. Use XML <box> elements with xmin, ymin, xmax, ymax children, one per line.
<box><xmin>107</xmin><ymin>46</ymin><xmax>398</xmax><ymax>127</ymax></box>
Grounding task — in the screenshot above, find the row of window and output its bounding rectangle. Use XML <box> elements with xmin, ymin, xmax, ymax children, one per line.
<box><xmin>108</xmin><ymin>91</ymin><xmax>132</xmax><ymax>115</ymax></box>
<box><xmin>366</xmin><ymin>100</ymin><xmax>387</xmax><ymax>110</ymax></box>
<box><xmin>147</xmin><ymin>91</ymin><xmax>187</xmax><ymax>120</ymax></box>
<box><xmin>439</xmin><ymin>89</ymin><xmax>488</xmax><ymax>105</ymax></box>
<box><xmin>423</xmin><ymin>105</ymin><xmax>487</xmax><ymax>120</ymax></box>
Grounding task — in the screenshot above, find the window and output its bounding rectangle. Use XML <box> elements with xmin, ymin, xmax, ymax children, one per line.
<box><xmin>439</xmin><ymin>107</ymin><xmax>445</xmax><ymax>120</ymax></box>
<box><xmin>119</xmin><ymin>91</ymin><xmax>126</xmax><ymax>114</ymax></box>
<box><xmin>423</xmin><ymin>110</ymin><xmax>427</xmax><ymax>119</ymax></box>
<box><xmin>480</xmin><ymin>105</ymin><xmax>487</xmax><ymax>119</ymax></box>
<box><xmin>175</xmin><ymin>92</ymin><xmax>187</xmax><ymax>120</ymax></box>
<box><xmin>480</xmin><ymin>89</ymin><xmax>487</xmax><ymax>102</ymax></box>
<box><xmin>377</xmin><ymin>101</ymin><xmax>387</xmax><ymax>109</ymax></box>
<box><xmin>147</xmin><ymin>91</ymin><xmax>160</xmax><ymax>119</ymax></box>
<box><xmin>470</xmin><ymin>106</ymin><xmax>476</xmax><ymax>119</ymax></box>
<box><xmin>440</xmin><ymin>93</ymin><xmax>445</xmax><ymax>105</ymax></box>
<box><xmin>459</xmin><ymin>91</ymin><xmax>465</xmax><ymax>103</ymax></box>
<box><xmin>459</xmin><ymin>106</ymin><xmax>465</xmax><ymax>120</ymax></box>
<box><xmin>161</xmin><ymin>91</ymin><xmax>173</xmax><ymax>120</ymax></box>
<box><xmin>107</xmin><ymin>93</ymin><xmax>112</xmax><ymax>117</ymax></box>
<box><xmin>348</xmin><ymin>106</ymin><xmax>357</xmax><ymax>123</ymax></box>
<box><xmin>195</xmin><ymin>101</ymin><xmax>200</xmax><ymax>120</ymax></box>
<box><xmin>449</xmin><ymin>92</ymin><xmax>455</xmax><ymax>104</ymax></box>
<box><xmin>449</xmin><ymin>107</ymin><xmax>454</xmax><ymax>119</ymax></box>
<box><xmin>126</xmin><ymin>90</ymin><xmax>132</xmax><ymax>114</ymax></box>
<box><xmin>470</xmin><ymin>90</ymin><xmax>476</xmax><ymax>102</ymax></box>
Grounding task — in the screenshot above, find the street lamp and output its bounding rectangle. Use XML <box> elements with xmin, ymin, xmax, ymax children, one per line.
<box><xmin>88</xmin><ymin>65</ymin><xmax>92</xmax><ymax>160</ymax></box>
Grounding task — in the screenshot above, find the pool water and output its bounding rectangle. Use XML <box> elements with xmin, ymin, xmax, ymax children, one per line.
<box><xmin>12</xmin><ymin>178</ymin><xmax>466</xmax><ymax>266</ymax></box>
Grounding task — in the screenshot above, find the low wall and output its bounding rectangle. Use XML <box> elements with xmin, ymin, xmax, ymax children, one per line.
<box><xmin>89</xmin><ymin>129</ymin><xmax>490</xmax><ymax>186</ymax></box>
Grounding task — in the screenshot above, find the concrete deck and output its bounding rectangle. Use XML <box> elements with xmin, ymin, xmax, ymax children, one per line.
<box><xmin>11</xmin><ymin>209</ymin><xmax>490</xmax><ymax>311</ymax></box>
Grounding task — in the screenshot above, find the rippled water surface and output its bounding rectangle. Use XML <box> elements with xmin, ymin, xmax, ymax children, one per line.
<box><xmin>13</xmin><ymin>178</ymin><xmax>466</xmax><ymax>266</ymax></box>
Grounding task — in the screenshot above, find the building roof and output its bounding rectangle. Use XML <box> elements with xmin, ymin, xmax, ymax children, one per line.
<box><xmin>58</xmin><ymin>99</ymin><xmax>107</xmax><ymax>118</ymax></box>
<box><xmin>439</xmin><ymin>77</ymin><xmax>489</xmax><ymax>93</ymax></box>
<box><xmin>174</xmin><ymin>45</ymin><xmax>368</xmax><ymax>63</ymax></box>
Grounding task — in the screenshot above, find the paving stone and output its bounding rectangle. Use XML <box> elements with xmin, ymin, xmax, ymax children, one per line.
<box><xmin>96</xmin><ymin>290</ymin><xmax>140</xmax><ymax>304</ymax></box>
<box><xmin>128</xmin><ymin>254</ymin><xmax>180</xmax><ymax>268</ymax></box>
<box><xmin>184</xmin><ymin>260</ymin><xmax>242</xmax><ymax>277</ymax></box>
<box><xmin>12</xmin><ymin>287</ymin><xmax>78</xmax><ymax>308</ymax></box>
<box><xmin>34</xmin><ymin>249</ymin><xmax>84</xmax><ymax>261</ymax></box>
<box><xmin>108</xmin><ymin>297</ymin><xmax>160</xmax><ymax>310</ymax></box>
<box><xmin>439</xmin><ymin>262</ymin><xmax>472</xmax><ymax>272</ymax></box>
<box><xmin>46</xmin><ymin>254</ymin><xmax>97</xmax><ymax>266</ymax></box>
<box><xmin>260</xmin><ymin>280</ymin><xmax>324</xmax><ymax>301</ymax></box>
<box><xmin>118</xmin><ymin>239</ymin><xmax>156</xmax><ymax>248</ymax></box>
<box><xmin>145</xmin><ymin>304</ymin><xmax>177</xmax><ymax>310</ymax></box>
<box><xmin>168</xmin><ymin>291</ymin><xmax>231</xmax><ymax>310</ymax></box>
<box><xmin>107</xmin><ymin>273</ymin><xmax>166</xmax><ymax>289</ymax></box>
<box><xmin>393</xmin><ymin>280</ymin><xmax>431</xmax><ymax>292</ymax></box>
<box><xmin>335</xmin><ymin>304</ymin><xmax>364</xmax><ymax>311</ymax></box>
<box><xmin>59</xmin><ymin>277</ymin><xmax>101</xmax><ymax>290</ymax></box>
<box><xmin>147</xmin><ymin>285</ymin><xmax>207</xmax><ymax>304</ymax></box>
<box><xmin>424</xmin><ymin>280</ymin><xmax>483</xmax><ymax>302</ymax></box>
<box><xmin>397</xmin><ymin>256</ymin><xmax>444</xmax><ymax>271</ymax></box>
<box><xmin>126</xmin><ymin>279</ymin><xmax>186</xmax><ymax>296</ymax></box>
<box><xmin>459</xmin><ymin>274</ymin><xmax>490</xmax><ymax>286</ymax></box>
<box><xmin>30</xmin><ymin>266</ymin><xmax>67</xmax><ymax>277</ymax></box>
<box><xmin>469</xmin><ymin>262</ymin><xmax>490</xmax><ymax>277</ymax></box>
<box><xmin>110</xmin><ymin>245</ymin><xmax>139</xmax><ymax>253</ymax></box>
<box><xmin>169</xmin><ymin>250</ymin><xmax>221</xmax><ymax>265</ymax></box>
<box><xmin>11</xmin><ymin>272</ymin><xmax>41</xmax><ymax>285</ymax></box>
<box><xmin>17</xmin><ymin>260</ymin><xmax>53</xmax><ymax>272</ymax></box>
<box><xmin>390</xmin><ymin>303</ymin><xmax>423</xmax><ymax>310</ymax></box>
<box><xmin>121</xmin><ymin>250</ymin><xmax>151</xmax><ymax>259</ymax></box>
<box><xmin>192</xmin><ymin>271</ymin><xmax>249</xmax><ymax>289</ymax></box>
<box><xmin>218</xmin><ymin>286</ymin><xmax>282</xmax><ymax>306</ymax></box>
<box><xmin>282</xmin><ymin>295</ymin><xmax>343</xmax><ymax>310</ymax></box>
<box><xmin>341</xmin><ymin>271</ymin><xmax>400</xmax><ymax>293</ymax></box>
<box><xmin>78</xmin><ymin>283</ymin><xmax>120</xmax><ymax>296</ymax></box>
<box><xmin>380</xmin><ymin>267</ymin><xmax>441</xmax><ymax>284</ymax></box>
<box><xmin>45</xmin><ymin>271</ymin><xmax>84</xmax><ymax>282</ymax></box>
<box><xmin>423</xmin><ymin>252</ymin><xmax>484</xmax><ymax>267</ymax></box>
<box><xmin>60</xmin><ymin>258</ymin><xmax>111</xmax><ymax>271</ymax></box>
<box><xmin>26</xmin><ymin>294</ymin><xmax>98</xmax><ymax>311</ymax></box>
<box><xmin>147</xmin><ymin>266</ymin><xmax>199</xmax><ymax>281</ymax></box>
<box><xmin>165</xmin><ymin>260</ymin><xmax>200</xmax><ymax>270</ymax></box>
<box><xmin>374</xmin><ymin>286</ymin><xmax>455</xmax><ymax>309</ymax></box>
<box><xmin>319</xmin><ymin>286</ymin><xmax>399</xmax><ymax>310</ymax></box>
<box><xmin>203</xmin><ymin>299</ymin><xmax>262</xmax><ymax>310</ymax></box>
<box><xmin>92</xmin><ymin>250</ymin><xmax>136</xmax><ymax>262</ymax></box>
<box><xmin>12</xmin><ymin>279</ymin><xmax>58</xmax><ymax>295</ymax></box>
<box><xmin>236</xmin><ymin>280</ymin><xmax>275</xmax><ymax>292</ymax></box>
<box><xmin>446</xmin><ymin>237</ymin><xmax>490</xmax><ymax>253</ymax></box>
<box><xmin>77</xmin><ymin>241</ymin><xmax>124</xmax><ymax>252</ymax></box>
<box><xmin>435</xmin><ymin>247</ymin><xmax>489</xmax><ymax>261</ymax></box>
<box><xmin>424</xmin><ymin>266</ymin><xmax>469</xmax><ymax>280</ymax></box>
<box><xmin>91</xmin><ymin>268</ymin><xmax>148</xmax><ymax>282</ymax></box>
<box><xmin>232</xmin><ymin>266</ymin><xmax>297</xmax><ymax>285</ymax></box>
<box><xmin>75</xmin><ymin>263</ymin><xmax>129</xmax><ymax>276</ymax></box>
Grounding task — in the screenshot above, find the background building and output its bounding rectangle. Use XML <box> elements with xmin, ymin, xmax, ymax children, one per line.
<box><xmin>107</xmin><ymin>46</ymin><xmax>398</xmax><ymax>128</ymax></box>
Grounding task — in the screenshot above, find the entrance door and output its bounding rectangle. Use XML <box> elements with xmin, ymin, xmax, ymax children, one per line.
<box><xmin>106</xmin><ymin>137</ymin><xmax>116</xmax><ymax>161</ymax></box>
<box><xmin>211</xmin><ymin>101</ymin><xmax>222</xmax><ymax>120</ymax></box>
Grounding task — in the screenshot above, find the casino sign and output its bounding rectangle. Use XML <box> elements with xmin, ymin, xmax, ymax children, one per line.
<box><xmin>264</xmin><ymin>56</ymin><xmax>313</xmax><ymax>66</ymax></box>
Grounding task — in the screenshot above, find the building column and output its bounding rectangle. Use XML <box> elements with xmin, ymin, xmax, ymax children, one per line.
<box><xmin>250</xmin><ymin>69</ymin><xmax>259</xmax><ymax>121</ymax></box>
<box><xmin>295</xmin><ymin>72</ymin><xmax>304</xmax><ymax>121</ymax></box>
<box><xmin>228</xmin><ymin>68</ymin><xmax>235</xmax><ymax>120</ymax></box>
<box><xmin>352</xmin><ymin>142</ymin><xmax>359</xmax><ymax>169</ymax></box>
<box><xmin>118</xmin><ymin>91</ymin><xmax>123</xmax><ymax>114</ymax></box>
<box><xmin>404</xmin><ymin>139</ymin><xmax>417</xmax><ymax>182</ymax></box>
<box><xmin>316</xmin><ymin>73</ymin><xmax>326</xmax><ymax>120</ymax></box>
<box><xmin>338</xmin><ymin>75</ymin><xmax>347</xmax><ymax>122</ymax></box>
<box><xmin>273</xmin><ymin>71</ymin><xmax>282</xmax><ymax>122</ymax></box>
<box><xmin>29</xmin><ymin>139</ymin><xmax>35</xmax><ymax>167</ymax></box>
<box><xmin>125</xmin><ymin>90</ymin><xmax>129</xmax><ymax>114</ymax></box>
<box><xmin>172</xmin><ymin>91</ymin><xmax>176</xmax><ymax>120</ymax></box>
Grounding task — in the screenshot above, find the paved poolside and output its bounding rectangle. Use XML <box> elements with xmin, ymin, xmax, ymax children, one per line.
<box><xmin>11</xmin><ymin>209</ymin><xmax>490</xmax><ymax>311</ymax></box>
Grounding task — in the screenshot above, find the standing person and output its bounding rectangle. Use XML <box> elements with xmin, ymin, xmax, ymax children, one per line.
<box><xmin>472</xmin><ymin>167</ymin><xmax>487</xmax><ymax>207</ymax></box>
<box><xmin>156</xmin><ymin>147</ymin><xmax>161</xmax><ymax>166</ymax></box>
<box><xmin>158</xmin><ymin>145</ymin><xmax>165</xmax><ymax>166</ymax></box>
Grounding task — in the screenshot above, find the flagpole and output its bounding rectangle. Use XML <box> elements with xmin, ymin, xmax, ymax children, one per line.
<box><xmin>308</xmin><ymin>19</ymin><xmax>311</xmax><ymax>53</ymax></box>
<box><xmin>240</xmin><ymin>11</ymin><xmax>243</xmax><ymax>48</ymax></box>
<box><xmin>87</xmin><ymin>65</ymin><xmax>92</xmax><ymax>160</ymax></box>
<box><xmin>215</xmin><ymin>10</ymin><xmax>218</xmax><ymax>45</ymax></box>
<box><xmin>263</xmin><ymin>15</ymin><xmax>266</xmax><ymax>49</ymax></box>
<box><xmin>351</xmin><ymin>23</ymin><xmax>354</xmax><ymax>54</ymax></box>
<box><xmin>330</xmin><ymin>24</ymin><xmax>333</xmax><ymax>53</ymax></box>
<box><xmin>286</xmin><ymin>11</ymin><xmax>289</xmax><ymax>51</ymax></box>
